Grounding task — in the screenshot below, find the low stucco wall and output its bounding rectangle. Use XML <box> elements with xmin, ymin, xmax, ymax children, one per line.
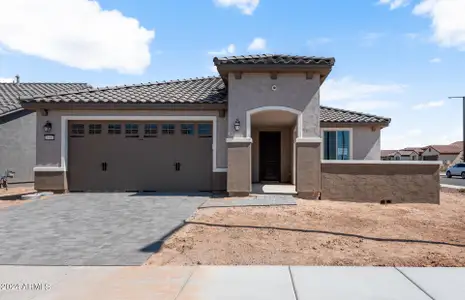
<box><xmin>321</xmin><ymin>161</ymin><xmax>440</xmax><ymax>204</ymax></box>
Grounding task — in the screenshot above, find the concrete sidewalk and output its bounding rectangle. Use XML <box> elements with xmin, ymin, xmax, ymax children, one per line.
<box><xmin>0</xmin><ymin>266</ymin><xmax>463</xmax><ymax>300</ymax></box>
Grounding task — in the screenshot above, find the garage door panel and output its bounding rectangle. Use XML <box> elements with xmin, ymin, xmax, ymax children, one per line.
<box><xmin>68</xmin><ymin>121</ymin><xmax>213</xmax><ymax>192</ymax></box>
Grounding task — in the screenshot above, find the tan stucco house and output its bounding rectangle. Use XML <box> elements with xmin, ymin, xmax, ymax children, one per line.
<box><xmin>20</xmin><ymin>54</ymin><xmax>440</xmax><ymax>202</ymax></box>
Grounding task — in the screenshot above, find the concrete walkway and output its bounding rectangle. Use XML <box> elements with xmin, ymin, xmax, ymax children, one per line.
<box><xmin>0</xmin><ymin>266</ymin><xmax>463</xmax><ymax>300</ymax></box>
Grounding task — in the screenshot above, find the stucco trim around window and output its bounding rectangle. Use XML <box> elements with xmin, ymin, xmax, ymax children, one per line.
<box><xmin>54</xmin><ymin>115</ymin><xmax>225</xmax><ymax>173</ymax></box>
<box><xmin>246</xmin><ymin>106</ymin><xmax>303</xmax><ymax>138</ymax></box>
<box><xmin>321</xmin><ymin>128</ymin><xmax>354</xmax><ymax>160</ymax></box>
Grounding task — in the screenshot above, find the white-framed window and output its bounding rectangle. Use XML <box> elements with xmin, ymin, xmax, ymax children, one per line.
<box><xmin>321</xmin><ymin>128</ymin><xmax>352</xmax><ymax>160</ymax></box>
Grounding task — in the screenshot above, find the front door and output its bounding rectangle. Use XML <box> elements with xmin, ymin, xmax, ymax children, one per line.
<box><xmin>259</xmin><ymin>131</ymin><xmax>281</xmax><ymax>182</ymax></box>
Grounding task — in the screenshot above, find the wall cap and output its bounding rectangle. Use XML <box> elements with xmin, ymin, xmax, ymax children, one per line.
<box><xmin>321</xmin><ymin>160</ymin><xmax>442</xmax><ymax>165</ymax></box>
<box><xmin>34</xmin><ymin>166</ymin><xmax>66</xmax><ymax>172</ymax></box>
<box><xmin>296</xmin><ymin>137</ymin><xmax>322</xmax><ymax>143</ymax></box>
<box><xmin>226</xmin><ymin>137</ymin><xmax>253</xmax><ymax>143</ymax></box>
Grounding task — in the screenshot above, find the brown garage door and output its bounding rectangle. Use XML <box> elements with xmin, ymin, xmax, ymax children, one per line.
<box><xmin>422</xmin><ymin>155</ymin><xmax>439</xmax><ymax>161</ymax></box>
<box><xmin>68</xmin><ymin>121</ymin><xmax>213</xmax><ymax>192</ymax></box>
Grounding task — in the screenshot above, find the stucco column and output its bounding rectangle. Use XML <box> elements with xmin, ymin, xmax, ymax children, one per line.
<box><xmin>227</xmin><ymin>138</ymin><xmax>252</xmax><ymax>196</ymax></box>
<box><xmin>296</xmin><ymin>138</ymin><xmax>322</xmax><ymax>199</ymax></box>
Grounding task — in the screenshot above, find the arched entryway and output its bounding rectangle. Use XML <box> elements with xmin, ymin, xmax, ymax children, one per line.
<box><xmin>247</xmin><ymin>106</ymin><xmax>301</xmax><ymax>186</ymax></box>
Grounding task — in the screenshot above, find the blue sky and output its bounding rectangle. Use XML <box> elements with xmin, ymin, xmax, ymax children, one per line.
<box><xmin>0</xmin><ymin>0</ymin><xmax>464</xmax><ymax>149</ymax></box>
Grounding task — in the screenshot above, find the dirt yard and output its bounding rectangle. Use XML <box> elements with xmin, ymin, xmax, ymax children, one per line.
<box><xmin>0</xmin><ymin>186</ymin><xmax>35</xmax><ymax>209</ymax></box>
<box><xmin>147</xmin><ymin>191</ymin><xmax>465</xmax><ymax>267</ymax></box>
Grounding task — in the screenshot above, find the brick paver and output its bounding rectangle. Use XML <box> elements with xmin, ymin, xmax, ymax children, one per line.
<box><xmin>0</xmin><ymin>193</ymin><xmax>206</xmax><ymax>266</ymax></box>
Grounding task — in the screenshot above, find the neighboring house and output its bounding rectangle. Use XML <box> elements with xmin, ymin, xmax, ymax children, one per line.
<box><xmin>0</xmin><ymin>79</ymin><xmax>89</xmax><ymax>183</ymax></box>
<box><xmin>20</xmin><ymin>54</ymin><xmax>391</xmax><ymax>197</ymax></box>
<box><xmin>421</xmin><ymin>144</ymin><xmax>463</xmax><ymax>165</ymax></box>
<box><xmin>392</xmin><ymin>149</ymin><xmax>421</xmax><ymax>161</ymax></box>
<box><xmin>381</xmin><ymin>150</ymin><xmax>396</xmax><ymax>160</ymax></box>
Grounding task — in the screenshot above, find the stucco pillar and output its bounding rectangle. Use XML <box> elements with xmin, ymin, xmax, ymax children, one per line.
<box><xmin>227</xmin><ymin>138</ymin><xmax>252</xmax><ymax>196</ymax></box>
<box><xmin>296</xmin><ymin>138</ymin><xmax>322</xmax><ymax>199</ymax></box>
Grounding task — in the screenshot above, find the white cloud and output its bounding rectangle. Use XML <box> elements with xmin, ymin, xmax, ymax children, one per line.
<box><xmin>405</xmin><ymin>32</ymin><xmax>420</xmax><ymax>39</ymax></box>
<box><xmin>378</xmin><ymin>0</ymin><xmax>410</xmax><ymax>10</ymax></box>
<box><xmin>0</xmin><ymin>0</ymin><xmax>155</xmax><ymax>74</ymax></box>
<box><xmin>213</xmin><ymin>0</ymin><xmax>259</xmax><ymax>15</ymax></box>
<box><xmin>208</xmin><ymin>44</ymin><xmax>236</xmax><ymax>56</ymax></box>
<box><xmin>321</xmin><ymin>77</ymin><xmax>405</xmax><ymax>112</ymax></box>
<box><xmin>210</xmin><ymin>65</ymin><xmax>218</xmax><ymax>73</ymax></box>
<box><xmin>248</xmin><ymin>37</ymin><xmax>267</xmax><ymax>52</ymax></box>
<box><xmin>412</xmin><ymin>100</ymin><xmax>445</xmax><ymax>110</ymax></box>
<box><xmin>413</xmin><ymin>0</ymin><xmax>465</xmax><ymax>51</ymax></box>
<box><xmin>344</xmin><ymin>100</ymin><xmax>398</xmax><ymax>112</ymax></box>
<box><xmin>321</xmin><ymin>77</ymin><xmax>406</xmax><ymax>102</ymax></box>
<box><xmin>429</xmin><ymin>57</ymin><xmax>441</xmax><ymax>63</ymax></box>
<box><xmin>307</xmin><ymin>37</ymin><xmax>332</xmax><ymax>47</ymax></box>
<box><xmin>0</xmin><ymin>77</ymin><xmax>14</xmax><ymax>83</ymax></box>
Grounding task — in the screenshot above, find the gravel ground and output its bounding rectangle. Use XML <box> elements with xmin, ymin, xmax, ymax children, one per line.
<box><xmin>147</xmin><ymin>191</ymin><xmax>465</xmax><ymax>267</ymax></box>
<box><xmin>0</xmin><ymin>186</ymin><xmax>35</xmax><ymax>209</ymax></box>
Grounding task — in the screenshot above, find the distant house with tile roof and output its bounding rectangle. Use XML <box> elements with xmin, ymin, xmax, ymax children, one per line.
<box><xmin>382</xmin><ymin>141</ymin><xmax>463</xmax><ymax>164</ymax></box>
<box><xmin>0</xmin><ymin>78</ymin><xmax>89</xmax><ymax>183</ymax></box>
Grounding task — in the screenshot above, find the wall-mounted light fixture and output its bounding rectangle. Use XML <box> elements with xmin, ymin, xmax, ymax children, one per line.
<box><xmin>43</xmin><ymin>121</ymin><xmax>52</xmax><ymax>133</ymax></box>
<box><xmin>234</xmin><ymin>119</ymin><xmax>240</xmax><ymax>131</ymax></box>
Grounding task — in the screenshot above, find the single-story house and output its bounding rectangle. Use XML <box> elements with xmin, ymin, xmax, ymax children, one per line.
<box><xmin>391</xmin><ymin>149</ymin><xmax>421</xmax><ymax>161</ymax></box>
<box><xmin>0</xmin><ymin>78</ymin><xmax>89</xmax><ymax>183</ymax></box>
<box><xmin>421</xmin><ymin>143</ymin><xmax>463</xmax><ymax>165</ymax></box>
<box><xmin>380</xmin><ymin>150</ymin><xmax>396</xmax><ymax>160</ymax></box>
<box><xmin>20</xmin><ymin>54</ymin><xmax>440</xmax><ymax>203</ymax></box>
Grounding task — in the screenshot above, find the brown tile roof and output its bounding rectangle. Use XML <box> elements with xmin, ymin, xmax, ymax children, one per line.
<box><xmin>0</xmin><ymin>82</ymin><xmax>89</xmax><ymax>116</ymax></box>
<box><xmin>320</xmin><ymin>106</ymin><xmax>390</xmax><ymax>125</ymax></box>
<box><xmin>20</xmin><ymin>77</ymin><xmax>227</xmax><ymax>105</ymax></box>
<box><xmin>213</xmin><ymin>54</ymin><xmax>335</xmax><ymax>67</ymax></box>
<box><xmin>401</xmin><ymin>147</ymin><xmax>424</xmax><ymax>153</ymax></box>
<box><xmin>428</xmin><ymin>145</ymin><xmax>462</xmax><ymax>154</ymax></box>
<box><xmin>397</xmin><ymin>150</ymin><xmax>418</xmax><ymax>156</ymax></box>
<box><xmin>381</xmin><ymin>150</ymin><xmax>397</xmax><ymax>157</ymax></box>
<box><xmin>20</xmin><ymin>76</ymin><xmax>389</xmax><ymax>124</ymax></box>
<box><xmin>450</xmin><ymin>141</ymin><xmax>463</xmax><ymax>148</ymax></box>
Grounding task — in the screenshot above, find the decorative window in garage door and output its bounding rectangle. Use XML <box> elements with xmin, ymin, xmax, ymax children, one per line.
<box><xmin>181</xmin><ymin>124</ymin><xmax>195</xmax><ymax>136</ymax></box>
<box><xmin>144</xmin><ymin>124</ymin><xmax>158</xmax><ymax>137</ymax></box>
<box><xmin>198</xmin><ymin>123</ymin><xmax>212</xmax><ymax>138</ymax></box>
<box><xmin>108</xmin><ymin>124</ymin><xmax>121</xmax><ymax>134</ymax></box>
<box><xmin>70</xmin><ymin>124</ymin><xmax>85</xmax><ymax>137</ymax></box>
<box><xmin>162</xmin><ymin>124</ymin><xmax>175</xmax><ymax>135</ymax></box>
<box><xmin>125</xmin><ymin>124</ymin><xmax>139</xmax><ymax>138</ymax></box>
<box><xmin>89</xmin><ymin>124</ymin><xmax>102</xmax><ymax>135</ymax></box>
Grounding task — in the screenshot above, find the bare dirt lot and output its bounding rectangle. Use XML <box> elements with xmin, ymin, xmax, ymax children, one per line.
<box><xmin>147</xmin><ymin>191</ymin><xmax>465</xmax><ymax>267</ymax></box>
<box><xmin>0</xmin><ymin>186</ymin><xmax>34</xmax><ymax>209</ymax></box>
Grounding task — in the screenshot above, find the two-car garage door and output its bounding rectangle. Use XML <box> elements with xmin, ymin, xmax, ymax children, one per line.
<box><xmin>67</xmin><ymin>121</ymin><xmax>213</xmax><ymax>192</ymax></box>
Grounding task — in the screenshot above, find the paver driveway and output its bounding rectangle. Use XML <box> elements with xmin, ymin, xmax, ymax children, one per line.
<box><xmin>0</xmin><ymin>193</ymin><xmax>207</xmax><ymax>266</ymax></box>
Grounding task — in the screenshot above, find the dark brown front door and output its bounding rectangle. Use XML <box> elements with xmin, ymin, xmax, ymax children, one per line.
<box><xmin>259</xmin><ymin>131</ymin><xmax>281</xmax><ymax>182</ymax></box>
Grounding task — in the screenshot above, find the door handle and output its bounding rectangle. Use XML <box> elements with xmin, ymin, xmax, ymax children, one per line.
<box><xmin>101</xmin><ymin>162</ymin><xmax>107</xmax><ymax>172</ymax></box>
<box><xmin>174</xmin><ymin>162</ymin><xmax>181</xmax><ymax>171</ymax></box>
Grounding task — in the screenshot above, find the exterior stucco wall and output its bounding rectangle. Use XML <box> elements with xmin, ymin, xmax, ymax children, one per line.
<box><xmin>35</xmin><ymin>109</ymin><xmax>226</xmax><ymax>169</ymax></box>
<box><xmin>321</xmin><ymin>162</ymin><xmax>440</xmax><ymax>203</ymax></box>
<box><xmin>321</xmin><ymin>125</ymin><xmax>381</xmax><ymax>160</ymax></box>
<box><xmin>0</xmin><ymin>110</ymin><xmax>36</xmax><ymax>183</ymax></box>
<box><xmin>228</xmin><ymin>73</ymin><xmax>321</xmax><ymax>138</ymax></box>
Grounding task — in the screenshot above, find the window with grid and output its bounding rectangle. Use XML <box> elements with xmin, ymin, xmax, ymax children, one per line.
<box><xmin>198</xmin><ymin>123</ymin><xmax>212</xmax><ymax>137</ymax></box>
<box><xmin>70</xmin><ymin>124</ymin><xmax>85</xmax><ymax>137</ymax></box>
<box><xmin>125</xmin><ymin>124</ymin><xmax>139</xmax><ymax>138</ymax></box>
<box><xmin>144</xmin><ymin>124</ymin><xmax>158</xmax><ymax>137</ymax></box>
<box><xmin>323</xmin><ymin>130</ymin><xmax>350</xmax><ymax>160</ymax></box>
<box><xmin>108</xmin><ymin>124</ymin><xmax>121</xmax><ymax>134</ymax></box>
<box><xmin>88</xmin><ymin>124</ymin><xmax>102</xmax><ymax>135</ymax></box>
<box><xmin>162</xmin><ymin>124</ymin><xmax>175</xmax><ymax>135</ymax></box>
<box><xmin>181</xmin><ymin>124</ymin><xmax>194</xmax><ymax>136</ymax></box>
